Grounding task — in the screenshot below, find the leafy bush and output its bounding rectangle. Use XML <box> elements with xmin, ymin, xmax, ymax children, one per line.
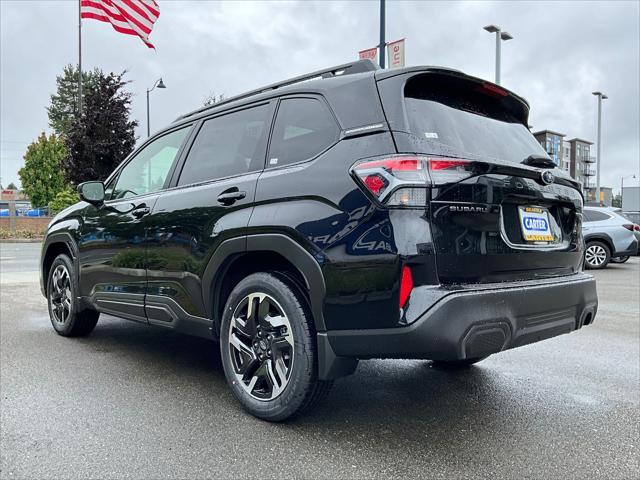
<box><xmin>0</xmin><ymin>228</ymin><xmax>45</xmax><ymax>239</ymax></box>
<box><xmin>48</xmin><ymin>188</ymin><xmax>79</xmax><ymax>214</ymax></box>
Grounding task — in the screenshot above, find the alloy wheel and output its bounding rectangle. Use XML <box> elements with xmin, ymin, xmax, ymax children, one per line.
<box><xmin>585</xmin><ymin>244</ymin><xmax>607</xmax><ymax>267</ymax></box>
<box><xmin>227</xmin><ymin>292</ymin><xmax>294</xmax><ymax>401</ymax></box>
<box><xmin>50</xmin><ymin>264</ymin><xmax>72</xmax><ymax>326</ymax></box>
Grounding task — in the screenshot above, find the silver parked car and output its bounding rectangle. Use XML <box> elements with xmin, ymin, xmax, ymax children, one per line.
<box><xmin>582</xmin><ymin>206</ymin><xmax>639</xmax><ymax>269</ymax></box>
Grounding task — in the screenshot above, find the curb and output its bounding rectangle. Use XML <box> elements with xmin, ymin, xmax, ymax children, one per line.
<box><xmin>0</xmin><ymin>239</ymin><xmax>43</xmax><ymax>244</ymax></box>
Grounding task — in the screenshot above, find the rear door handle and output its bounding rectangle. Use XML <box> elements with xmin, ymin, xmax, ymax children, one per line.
<box><xmin>217</xmin><ymin>189</ymin><xmax>246</xmax><ymax>206</ymax></box>
<box><xmin>132</xmin><ymin>206</ymin><xmax>151</xmax><ymax>218</ymax></box>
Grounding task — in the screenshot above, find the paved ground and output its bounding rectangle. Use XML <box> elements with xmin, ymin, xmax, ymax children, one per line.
<box><xmin>1</xmin><ymin>243</ymin><xmax>638</xmax><ymax>479</ymax></box>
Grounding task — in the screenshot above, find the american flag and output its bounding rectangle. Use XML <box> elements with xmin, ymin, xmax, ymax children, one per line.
<box><xmin>80</xmin><ymin>0</ymin><xmax>160</xmax><ymax>49</ymax></box>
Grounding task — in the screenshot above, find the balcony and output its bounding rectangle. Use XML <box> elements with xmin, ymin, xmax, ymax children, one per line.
<box><xmin>582</xmin><ymin>166</ymin><xmax>596</xmax><ymax>176</ymax></box>
<box><xmin>584</xmin><ymin>156</ymin><xmax>597</xmax><ymax>163</ymax></box>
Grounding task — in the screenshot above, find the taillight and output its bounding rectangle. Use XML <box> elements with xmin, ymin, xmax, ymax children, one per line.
<box><xmin>635</xmin><ymin>225</ymin><xmax>640</xmax><ymax>232</ymax></box>
<box><xmin>426</xmin><ymin>157</ymin><xmax>473</xmax><ymax>185</ymax></box>
<box><xmin>399</xmin><ymin>265</ymin><xmax>413</xmax><ymax>309</ymax></box>
<box><xmin>622</xmin><ymin>224</ymin><xmax>635</xmax><ymax>231</ymax></box>
<box><xmin>352</xmin><ymin>155</ymin><xmax>472</xmax><ymax>206</ymax></box>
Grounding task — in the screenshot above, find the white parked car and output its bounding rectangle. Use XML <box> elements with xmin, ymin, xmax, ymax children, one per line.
<box><xmin>582</xmin><ymin>206</ymin><xmax>639</xmax><ymax>269</ymax></box>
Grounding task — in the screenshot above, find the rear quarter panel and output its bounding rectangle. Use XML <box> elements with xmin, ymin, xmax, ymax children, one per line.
<box><xmin>249</xmin><ymin>133</ymin><xmax>438</xmax><ymax>330</ymax></box>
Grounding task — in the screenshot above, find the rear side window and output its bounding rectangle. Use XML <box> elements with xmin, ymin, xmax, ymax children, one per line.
<box><xmin>267</xmin><ymin>98</ymin><xmax>339</xmax><ymax>168</ymax></box>
<box><xmin>583</xmin><ymin>210</ymin><xmax>611</xmax><ymax>222</ymax></box>
<box><xmin>177</xmin><ymin>104</ymin><xmax>270</xmax><ymax>186</ymax></box>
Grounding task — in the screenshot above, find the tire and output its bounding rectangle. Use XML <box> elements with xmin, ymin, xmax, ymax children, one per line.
<box><xmin>584</xmin><ymin>241</ymin><xmax>611</xmax><ymax>269</ymax></box>
<box><xmin>46</xmin><ymin>254</ymin><xmax>99</xmax><ymax>337</ymax></box>
<box><xmin>220</xmin><ymin>272</ymin><xmax>332</xmax><ymax>421</ymax></box>
<box><xmin>430</xmin><ymin>356</ymin><xmax>488</xmax><ymax>370</ymax></box>
<box><xmin>610</xmin><ymin>255</ymin><xmax>630</xmax><ymax>264</ymax></box>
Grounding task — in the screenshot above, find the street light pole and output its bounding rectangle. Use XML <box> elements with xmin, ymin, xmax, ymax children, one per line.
<box><xmin>379</xmin><ymin>0</ymin><xmax>386</xmax><ymax>68</ymax></box>
<box><xmin>483</xmin><ymin>25</ymin><xmax>513</xmax><ymax>85</ymax></box>
<box><xmin>592</xmin><ymin>91</ymin><xmax>608</xmax><ymax>204</ymax></box>
<box><xmin>621</xmin><ymin>174</ymin><xmax>636</xmax><ymax>209</ymax></box>
<box><xmin>146</xmin><ymin>77</ymin><xmax>166</xmax><ymax>138</ymax></box>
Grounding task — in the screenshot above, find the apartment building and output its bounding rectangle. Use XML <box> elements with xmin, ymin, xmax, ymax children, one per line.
<box><xmin>533</xmin><ymin>130</ymin><xmax>597</xmax><ymax>199</ymax></box>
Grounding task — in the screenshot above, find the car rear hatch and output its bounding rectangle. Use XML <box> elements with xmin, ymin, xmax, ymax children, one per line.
<box><xmin>376</xmin><ymin>69</ymin><xmax>584</xmax><ymax>284</ymax></box>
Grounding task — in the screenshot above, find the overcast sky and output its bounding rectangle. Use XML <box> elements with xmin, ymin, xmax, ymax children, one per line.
<box><xmin>1</xmin><ymin>0</ymin><xmax>639</xmax><ymax>191</ymax></box>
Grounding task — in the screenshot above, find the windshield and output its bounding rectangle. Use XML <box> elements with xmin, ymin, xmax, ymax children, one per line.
<box><xmin>404</xmin><ymin>74</ymin><xmax>548</xmax><ymax>164</ymax></box>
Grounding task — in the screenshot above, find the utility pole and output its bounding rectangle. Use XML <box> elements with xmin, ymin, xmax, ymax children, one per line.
<box><xmin>592</xmin><ymin>91</ymin><xmax>608</xmax><ymax>204</ymax></box>
<box><xmin>78</xmin><ymin>0</ymin><xmax>83</xmax><ymax>115</ymax></box>
<box><xmin>379</xmin><ymin>0</ymin><xmax>386</xmax><ymax>68</ymax></box>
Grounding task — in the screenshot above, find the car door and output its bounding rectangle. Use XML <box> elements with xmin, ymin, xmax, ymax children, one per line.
<box><xmin>77</xmin><ymin>125</ymin><xmax>193</xmax><ymax>322</ymax></box>
<box><xmin>143</xmin><ymin>101</ymin><xmax>275</xmax><ymax>332</ymax></box>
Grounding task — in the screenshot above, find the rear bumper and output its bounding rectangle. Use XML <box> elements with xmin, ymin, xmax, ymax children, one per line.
<box><xmin>615</xmin><ymin>237</ymin><xmax>638</xmax><ymax>257</ymax></box>
<box><xmin>324</xmin><ymin>272</ymin><xmax>597</xmax><ymax>363</ymax></box>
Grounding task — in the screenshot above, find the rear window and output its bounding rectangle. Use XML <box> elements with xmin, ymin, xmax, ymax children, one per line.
<box><xmin>404</xmin><ymin>73</ymin><xmax>547</xmax><ymax>164</ymax></box>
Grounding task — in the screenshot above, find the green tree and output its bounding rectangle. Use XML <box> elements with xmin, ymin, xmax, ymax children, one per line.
<box><xmin>18</xmin><ymin>133</ymin><xmax>67</xmax><ymax>208</ymax></box>
<box><xmin>48</xmin><ymin>187</ymin><xmax>80</xmax><ymax>214</ymax></box>
<box><xmin>6</xmin><ymin>182</ymin><xmax>17</xmax><ymax>190</ymax></box>
<box><xmin>611</xmin><ymin>194</ymin><xmax>622</xmax><ymax>208</ymax></box>
<box><xmin>62</xmin><ymin>71</ymin><xmax>138</xmax><ymax>185</ymax></box>
<box><xmin>47</xmin><ymin>64</ymin><xmax>101</xmax><ymax>136</ymax></box>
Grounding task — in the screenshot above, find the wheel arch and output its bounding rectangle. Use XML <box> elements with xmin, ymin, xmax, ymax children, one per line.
<box><xmin>202</xmin><ymin>234</ymin><xmax>327</xmax><ymax>336</ymax></box>
<box><xmin>584</xmin><ymin>234</ymin><xmax>615</xmax><ymax>255</ymax></box>
<box><xmin>41</xmin><ymin>233</ymin><xmax>79</xmax><ymax>296</ymax></box>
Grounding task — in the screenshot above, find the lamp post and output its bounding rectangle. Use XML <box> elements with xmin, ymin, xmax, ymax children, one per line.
<box><xmin>146</xmin><ymin>78</ymin><xmax>166</xmax><ymax>137</ymax></box>
<box><xmin>621</xmin><ymin>174</ymin><xmax>636</xmax><ymax>209</ymax></box>
<box><xmin>483</xmin><ymin>25</ymin><xmax>513</xmax><ymax>85</ymax></box>
<box><xmin>379</xmin><ymin>0</ymin><xmax>386</xmax><ymax>68</ymax></box>
<box><xmin>592</xmin><ymin>91</ymin><xmax>608</xmax><ymax>204</ymax></box>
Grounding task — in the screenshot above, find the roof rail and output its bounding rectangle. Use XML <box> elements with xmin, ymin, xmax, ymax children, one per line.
<box><xmin>175</xmin><ymin>59</ymin><xmax>378</xmax><ymax>122</ymax></box>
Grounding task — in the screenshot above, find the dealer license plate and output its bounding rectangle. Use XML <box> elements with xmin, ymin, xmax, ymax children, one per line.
<box><xmin>518</xmin><ymin>206</ymin><xmax>554</xmax><ymax>242</ymax></box>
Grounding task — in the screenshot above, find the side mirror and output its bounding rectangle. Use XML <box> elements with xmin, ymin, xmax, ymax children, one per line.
<box><xmin>78</xmin><ymin>181</ymin><xmax>105</xmax><ymax>205</ymax></box>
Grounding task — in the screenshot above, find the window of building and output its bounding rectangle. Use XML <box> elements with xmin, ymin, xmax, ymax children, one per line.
<box><xmin>267</xmin><ymin>98</ymin><xmax>339</xmax><ymax>168</ymax></box>
<box><xmin>177</xmin><ymin>104</ymin><xmax>270</xmax><ymax>186</ymax></box>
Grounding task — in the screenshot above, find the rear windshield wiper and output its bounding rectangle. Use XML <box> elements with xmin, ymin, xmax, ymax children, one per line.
<box><xmin>521</xmin><ymin>154</ymin><xmax>556</xmax><ymax>169</ymax></box>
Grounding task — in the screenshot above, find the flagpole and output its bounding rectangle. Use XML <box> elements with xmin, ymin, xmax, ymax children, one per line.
<box><xmin>78</xmin><ymin>0</ymin><xmax>83</xmax><ymax>115</ymax></box>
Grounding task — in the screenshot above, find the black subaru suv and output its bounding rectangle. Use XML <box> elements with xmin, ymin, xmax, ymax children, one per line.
<box><xmin>41</xmin><ymin>60</ymin><xmax>598</xmax><ymax>421</ymax></box>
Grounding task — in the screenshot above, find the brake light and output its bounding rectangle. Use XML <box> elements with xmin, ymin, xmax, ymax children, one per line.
<box><xmin>481</xmin><ymin>83</ymin><xmax>509</xmax><ymax>97</ymax></box>
<box><xmin>352</xmin><ymin>156</ymin><xmax>428</xmax><ymax>205</ymax></box>
<box><xmin>362</xmin><ymin>174</ymin><xmax>387</xmax><ymax>196</ymax></box>
<box><xmin>399</xmin><ymin>265</ymin><xmax>413</xmax><ymax>309</ymax></box>
<box><xmin>635</xmin><ymin>225</ymin><xmax>640</xmax><ymax>232</ymax></box>
<box><xmin>427</xmin><ymin>157</ymin><xmax>473</xmax><ymax>185</ymax></box>
<box><xmin>429</xmin><ymin>159</ymin><xmax>470</xmax><ymax>170</ymax></box>
<box><xmin>359</xmin><ymin>157</ymin><xmax>420</xmax><ymax>171</ymax></box>
<box><xmin>622</xmin><ymin>224</ymin><xmax>635</xmax><ymax>231</ymax></box>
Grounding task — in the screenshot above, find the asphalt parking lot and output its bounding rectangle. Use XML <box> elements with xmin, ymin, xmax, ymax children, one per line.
<box><xmin>1</xmin><ymin>242</ymin><xmax>638</xmax><ymax>479</ymax></box>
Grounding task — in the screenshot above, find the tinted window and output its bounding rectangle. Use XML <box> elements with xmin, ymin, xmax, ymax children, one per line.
<box><xmin>112</xmin><ymin>127</ymin><xmax>190</xmax><ymax>200</ymax></box>
<box><xmin>403</xmin><ymin>73</ymin><xmax>546</xmax><ymax>164</ymax></box>
<box><xmin>268</xmin><ymin>98</ymin><xmax>339</xmax><ymax>168</ymax></box>
<box><xmin>178</xmin><ymin>104</ymin><xmax>270</xmax><ymax>186</ymax></box>
<box><xmin>584</xmin><ymin>209</ymin><xmax>611</xmax><ymax>222</ymax></box>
